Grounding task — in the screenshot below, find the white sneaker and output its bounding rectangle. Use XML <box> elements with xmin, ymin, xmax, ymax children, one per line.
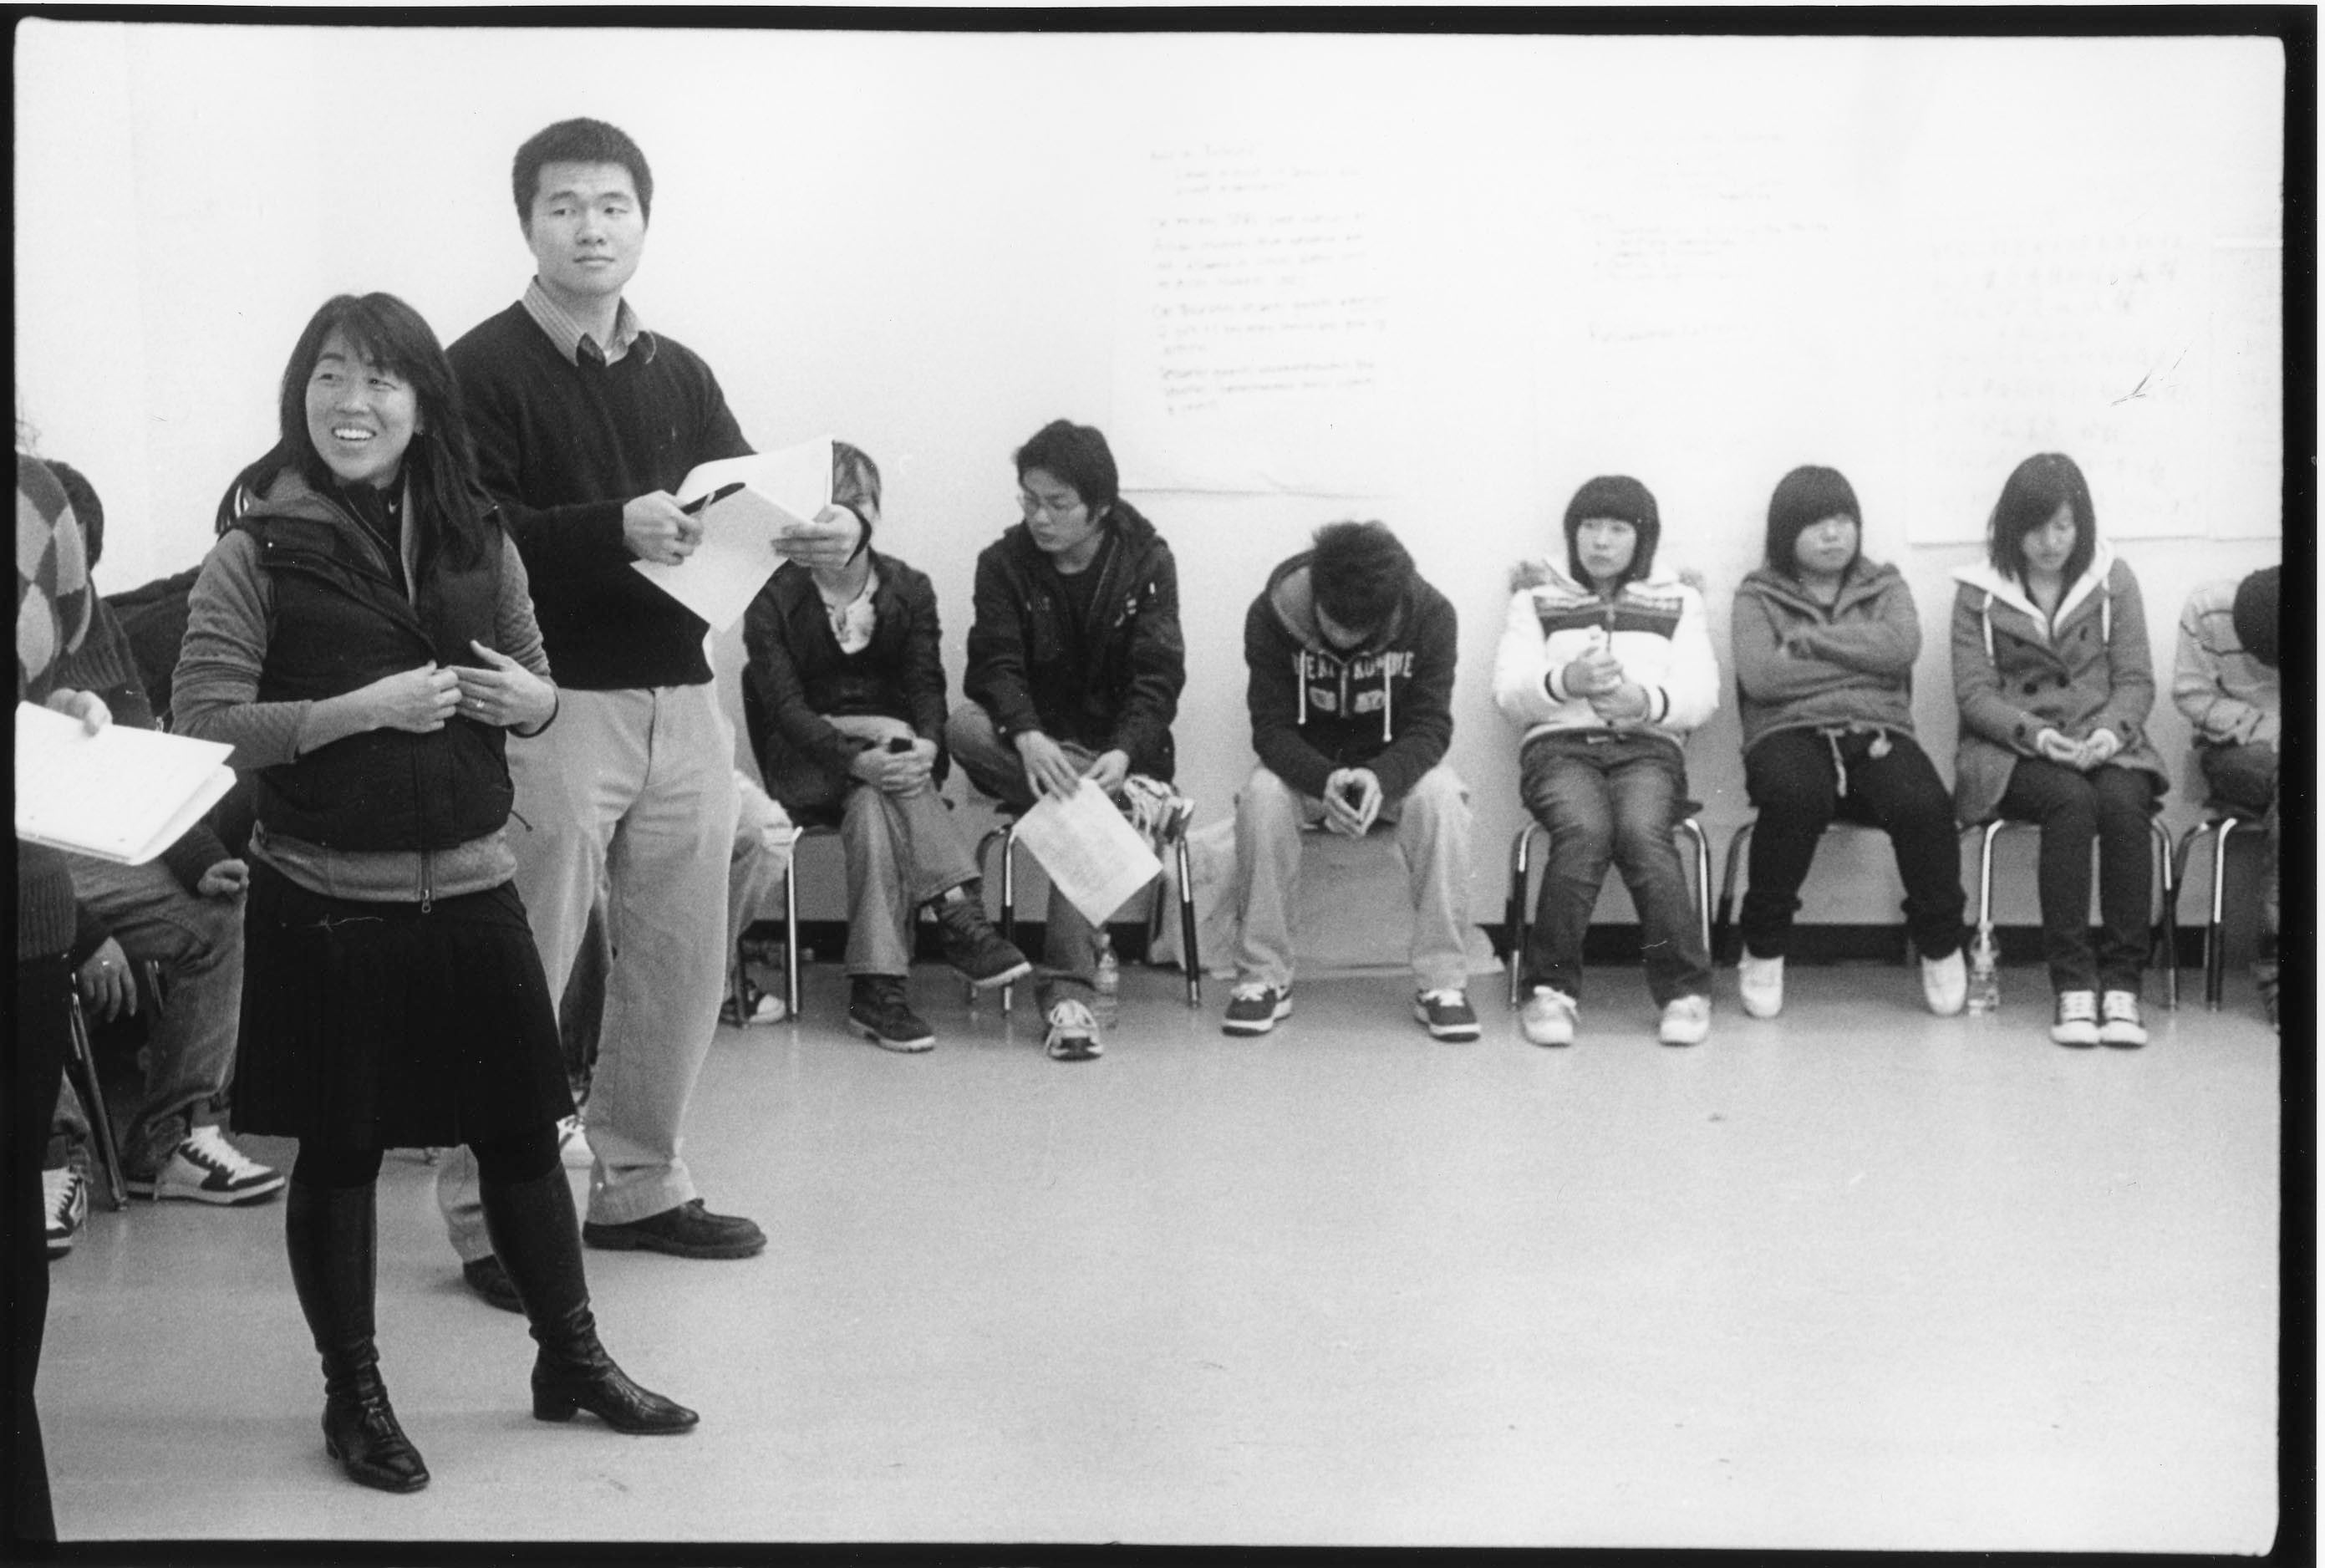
<box><xmin>125</xmin><ymin>1126</ymin><xmax>284</xmax><ymax>1206</ymax></box>
<box><xmin>2098</xmin><ymin>989</ymin><xmax>2148</xmax><ymax>1048</ymax></box>
<box><xmin>43</xmin><ymin>1168</ymin><xmax>86</xmax><ymax>1258</ymax></box>
<box><xmin>1045</xmin><ymin>997</ymin><xmax>1104</xmax><ymax>1061</ymax></box>
<box><xmin>1737</xmin><ymin>951</ymin><xmax>1785</xmax><ymax>1018</ymax></box>
<box><xmin>1657</xmin><ymin>995</ymin><xmax>1712</xmax><ymax>1047</ymax></box>
<box><xmin>1519</xmin><ymin>986</ymin><xmax>1578</xmax><ymax>1047</ymax></box>
<box><xmin>2050</xmin><ymin>990</ymin><xmax>2100</xmax><ymax>1048</ymax></box>
<box><xmin>557</xmin><ymin>1114</ymin><xmax>594</xmax><ymax>1170</ymax></box>
<box><xmin>1921</xmin><ymin>949</ymin><xmax>1968</xmax><ymax>1016</ymax></box>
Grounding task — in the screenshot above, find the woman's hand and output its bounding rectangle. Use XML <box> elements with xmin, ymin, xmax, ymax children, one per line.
<box><xmin>850</xmin><ymin>737</ymin><xmax>937</xmax><ymax>795</ymax></box>
<box><xmin>1561</xmin><ymin>647</ymin><xmax>1623</xmax><ymax>699</ymax></box>
<box><xmin>1590</xmin><ymin>681</ymin><xmax>1651</xmax><ymax>723</ymax></box>
<box><xmin>356</xmin><ymin>663</ymin><xmax>462</xmax><ymax>733</ymax></box>
<box><xmin>43</xmin><ymin>688</ymin><xmax>110</xmax><ymax>735</ymax></box>
<box><xmin>2034</xmin><ymin>728</ymin><xmax>2083</xmax><ymax>767</ymax></box>
<box><xmin>2078</xmin><ymin>728</ymin><xmax>2122</xmax><ymax>769</ymax></box>
<box><xmin>1081</xmin><ymin>749</ymin><xmax>1131</xmax><ymax>795</ymax></box>
<box><xmin>1014</xmin><ymin>730</ymin><xmax>1083</xmax><ymax>802</ymax></box>
<box><xmin>456</xmin><ymin>642</ymin><xmax>556</xmax><ymax>731</ymax></box>
<box><xmin>196</xmin><ymin>858</ymin><xmax>249</xmax><ymax>899</ymax></box>
<box><xmin>76</xmin><ymin>936</ymin><xmax>136</xmax><ymax>1022</ymax></box>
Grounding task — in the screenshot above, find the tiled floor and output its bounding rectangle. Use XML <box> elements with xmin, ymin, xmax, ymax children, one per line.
<box><xmin>40</xmin><ymin>961</ymin><xmax>2282</xmax><ymax>1550</ymax></box>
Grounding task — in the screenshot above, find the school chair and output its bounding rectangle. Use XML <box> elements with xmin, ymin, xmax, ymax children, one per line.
<box><xmin>731</xmin><ymin>822</ymin><xmax>837</xmax><ymax>1026</ymax></box>
<box><xmin>973</xmin><ymin>811</ymin><xmax>1202</xmax><ymax>1016</ymax></box>
<box><xmin>1712</xmin><ymin>818</ymin><xmax>1921</xmax><ymax>968</ymax></box>
<box><xmin>1959</xmin><ymin>815</ymin><xmax>2179</xmax><ymax>1011</ymax></box>
<box><xmin>2173</xmin><ymin>807</ymin><xmax>2263</xmax><ymax>1009</ymax></box>
<box><xmin>61</xmin><ymin>960</ymin><xmax>160</xmax><ymax>1212</ymax></box>
<box><xmin>1503</xmin><ymin>809</ymin><xmax>1712</xmax><ymax>1009</ymax></box>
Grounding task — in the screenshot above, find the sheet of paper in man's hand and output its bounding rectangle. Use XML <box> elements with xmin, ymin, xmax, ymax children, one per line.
<box><xmin>632</xmin><ymin>435</ymin><xmax>836</xmax><ymax>633</ymax></box>
<box><xmin>1011</xmin><ymin>777</ymin><xmax>1163</xmax><ymax>927</ymax></box>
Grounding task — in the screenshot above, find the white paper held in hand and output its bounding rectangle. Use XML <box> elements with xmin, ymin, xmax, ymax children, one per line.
<box><xmin>631</xmin><ymin>435</ymin><xmax>837</xmax><ymax>634</ymax></box>
<box><xmin>15</xmin><ymin>703</ymin><xmax>236</xmax><ymax>865</ymax></box>
<box><xmin>1010</xmin><ymin>777</ymin><xmax>1163</xmax><ymax>928</ymax></box>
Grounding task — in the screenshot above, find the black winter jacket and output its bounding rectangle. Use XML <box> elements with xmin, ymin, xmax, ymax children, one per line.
<box><xmin>961</xmin><ymin>503</ymin><xmax>1183</xmax><ymax>780</ymax></box>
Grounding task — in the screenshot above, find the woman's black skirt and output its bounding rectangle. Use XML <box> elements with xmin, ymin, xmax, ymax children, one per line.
<box><xmin>235</xmin><ymin>861</ymin><xmax>575</xmax><ymax>1149</ymax></box>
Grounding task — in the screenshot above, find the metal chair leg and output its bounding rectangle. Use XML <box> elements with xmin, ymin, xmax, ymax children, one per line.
<box><xmin>1175</xmin><ymin>832</ymin><xmax>1201</xmax><ymax>1007</ymax></box>
<box><xmin>1507</xmin><ymin>824</ymin><xmax>1539</xmax><ymax>1007</ymax></box>
<box><xmin>1676</xmin><ymin>818</ymin><xmax>1712</xmax><ymax>964</ymax></box>
<box><xmin>2147</xmin><ymin>815</ymin><xmax>2178</xmax><ymax>1011</ymax></box>
<box><xmin>1714</xmin><ymin>821</ymin><xmax>1753</xmax><ymax>967</ymax></box>
<box><xmin>65</xmin><ymin>994</ymin><xmax>128</xmax><ymax>1212</ymax></box>
<box><xmin>2208</xmin><ymin>818</ymin><xmax>2243</xmax><ymax>1009</ymax></box>
<box><xmin>783</xmin><ymin>848</ymin><xmax>801</xmax><ymax>1024</ymax></box>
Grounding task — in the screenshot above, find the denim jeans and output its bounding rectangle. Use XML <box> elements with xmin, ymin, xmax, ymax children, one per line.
<box><xmin>1994</xmin><ymin>758</ymin><xmax>2158</xmax><ymax>994</ymax></box>
<box><xmin>1516</xmin><ymin>731</ymin><xmax>1712</xmax><ymax>1005</ymax></box>
<box><xmin>58</xmin><ymin>853</ymin><xmax>245</xmax><ymax>1177</ymax></box>
<box><xmin>1231</xmin><ymin>762</ymin><xmax>1473</xmax><ymax>994</ymax></box>
<box><xmin>944</xmin><ymin>702</ymin><xmax>1107</xmax><ymax>1005</ymax></box>
<box><xmin>1737</xmin><ymin>728</ymin><xmax>1966</xmax><ymax>962</ymax></box>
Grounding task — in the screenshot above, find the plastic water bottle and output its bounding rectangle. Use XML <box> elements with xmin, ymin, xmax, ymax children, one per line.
<box><xmin>1094</xmin><ymin>931</ymin><xmax>1121</xmax><ymax>1026</ymax></box>
<box><xmin>1966</xmin><ymin>928</ymin><xmax>2001</xmax><ymax>1015</ymax></box>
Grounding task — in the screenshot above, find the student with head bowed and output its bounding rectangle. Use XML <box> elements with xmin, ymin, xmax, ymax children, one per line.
<box><xmin>1223</xmin><ymin>519</ymin><xmax>1477</xmax><ymax>1041</ymax></box>
<box><xmin>1728</xmin><ymin>466</ymin><xmax>1969</xmax><ymax>1019</ymax></box>
<box><xmin>946</xmin><ymin>419</ymin><xmax>1189</xmax><ymax>1063</ymax></box>
<box><xmin>172</xmin><ymin>292</ymin><xmax>697</xmax><ymax>1494</ymax></box>
<box><xmin>1948</xmin><ymin>452</ymin><xmax>2170</xmax><ymax>1049</ymax></box>
<box><xmin>742</xmin><ymin>440</ymin><xmax>1030</xmax><ymax>1052</ymax></box>
<box><xmin>1491</xmin><ymin>476</ymin><xmax>1720</xmax><ymax>1048</ymax></box>
<box><xmin>2172</xmin><ymin>561</ymin><xmax>2281</xmax><ymax>1030</ymax></box>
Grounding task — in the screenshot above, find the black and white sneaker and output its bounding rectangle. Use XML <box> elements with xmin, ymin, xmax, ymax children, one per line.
<box><xmin>1222</xmin><ymin>983</ymin><xmax>1292</xmax><ymax>1036</ymax></box>
<box><xmin>1413</xmin><ymin>988</ymin><xmax>1481</xmax><ymax>1041</ymax></box>
<box><xmin>43</xmin><ymin>1168</ymin><xmax>86</xmax><ymax>1258</ymax></box>
<box><xmin>929</xmin><ymin>885</ymin><xmax>1033</xmax><ymax>989</ymax></box>
<box><xmin>2097</xmin><ymin>989</ymin><xmax>2148</xmax><ymax>1048</ymax></box>
<box><xmin>848</xmin><ymin>977</ymin><xmax>936</xmax><ymax>1053</ymax></box>
<box><xmin>126</xmin><ymin>1127</ymin><xmax>284</xmax><ymax>1206</ymax></box>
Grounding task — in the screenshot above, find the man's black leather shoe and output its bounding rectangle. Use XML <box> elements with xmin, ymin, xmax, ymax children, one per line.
<box><xmin>582</xmin><ymin>1199</ymin><xmax>766</xmax><ymax>1260</ymax></box>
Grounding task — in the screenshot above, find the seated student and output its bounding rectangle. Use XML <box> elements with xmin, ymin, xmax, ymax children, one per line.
<box><xmin>1224</xmin><ymin>520</ymin><xmax>1476</xmax><ymax>1041</ymax></box>
<box><xmin>1492</xmin><ymin>476</ymin><xmax>1719</xmax><ymax>1047</ymax></box>
<box><xmin>43</xmin><ymin>459</ymin><xmax>280</xmax><ymax>1249</ymax></box>
<box><xmin>2173</xmin><ymin>563</ymin><xmax>2281</xmax><ymax>1029</ymax></box>
<box><xmin>1729</xmin><ymin>466</ymin><xmax>1969</xmax><ymax>1018</ymax></box>
<box><xmin>744</xmin><ymin>441</ymin><xmax>1029</xmax><ymax>1051</ymax></box>
<box><xmin>946</xmin><ymin>419</ymin><xmax>1188</xmax><ymax>1063</ymax></box>
<box><xmin>1951</xmin><ymin>452</ymin><xmax>2169</xmax><ymax>1049</ymax></box>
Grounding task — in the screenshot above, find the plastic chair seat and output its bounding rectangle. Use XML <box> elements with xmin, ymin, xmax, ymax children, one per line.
<box><xmin>2172</xmin><ymin>805</ymin><xmax>2259</xmax><ymax>1009</ymax></box>
<box><xmin>1713</xmin><ymin>817</ymin><xmax>1921</xmax><ymax>968</ymax></box>
<box><xmin>1959</xmin><ymin>814</ymin><xmax>2178</xmax><ymax>1011</ymax></box>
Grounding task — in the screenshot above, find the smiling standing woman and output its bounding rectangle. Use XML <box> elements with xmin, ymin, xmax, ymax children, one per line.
<box><xmin>171</xmin><ymin>293</ymin><xmax>696</xmax><ymax>1496</ymax></box>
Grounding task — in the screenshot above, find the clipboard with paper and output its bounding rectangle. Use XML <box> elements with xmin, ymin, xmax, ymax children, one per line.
<box><xmin>628</xmin><ymin>435</ymin><xmax>836</xmax><ymax>634</ymax></box>
<box><xmin>16</xmin><ymin>702</ymin><xmax>237</xmax><ymax>865</ymax></box>
<box><xmin>1010</xmin><ymin>778</ymin><xmax>1163</xmax><ymax>927</ymax></box>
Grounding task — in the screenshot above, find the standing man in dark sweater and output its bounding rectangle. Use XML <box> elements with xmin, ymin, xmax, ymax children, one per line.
<box><xmin>438</xmin><ymin>119</ymin><xmax>862</xmax><ymax>1307</ymax></box>
<box><xmin>1224</xmin><ymin>521</ymin><xmax>1477</xmax><ymax>1041</ymax></box>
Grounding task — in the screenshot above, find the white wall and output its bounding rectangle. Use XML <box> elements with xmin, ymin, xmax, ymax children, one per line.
<box><xmin>17</xmin><ymin>23</ymin><xmax>2286</xmax><ymax>930</ymax></box>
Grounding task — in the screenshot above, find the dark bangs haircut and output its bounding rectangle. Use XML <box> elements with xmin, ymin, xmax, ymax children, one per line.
<box><xmin>513</xmin><ymin>117</ymin><xmax>654</xmax><ymax>227</ymax></box>
<box><xmin>1309</xmin><ymin>520</ymin><xmax>1413</xmax><ymax>634</ymax></box>
<box><xmin>1765</xmin><ymin>465</ymin><xmax>1863</xmax><ymax>578</ymax></box>
<box><xmin>214</xmin><ymin>293</ymin><xmax>491</xmax><ymax>571</ymax></box>
<box><xmin>1014</xmin><ymin>420</ymin><xmax>1120</xmax><ymax>513</ymax></box>
<box><xmin>832</xmin><ymin>440</ymin><xmax>882</xmax><ymax>517</ymax></box>
<box><xmin>1562</xmin><ymin>474</ymin><xmax>1661</xmax><ymax>592</ymax></box>
<box><xmin>1987</xmin><ymin>452</ymin><xmax>2095</xmax><ymax>587</ymax></box>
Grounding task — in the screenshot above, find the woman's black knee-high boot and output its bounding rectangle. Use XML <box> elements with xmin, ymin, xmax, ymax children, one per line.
<box><xmin>283</xmin><ymin>1179</ymin><xmax>430</xmax><ymax>1493</ymax></box>
<box><xmin>478</xmin><ymin>1166</ymin><xmax>699</xmax><ymax>1435</ymax></box>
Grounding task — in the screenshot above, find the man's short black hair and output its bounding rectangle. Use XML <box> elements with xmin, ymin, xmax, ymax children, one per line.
<box><xmin>1308</xmin><ymin>520</ymin><xmax>1413</xmax><ymax>634</ymax></box>
<box><xmin>512</xmin><ymin>118</ymin><xmax>654</xmax><ymax>228</ymax></box>
<box><xmin>1014</xmin><ymin>420</ymin><xmax>1120</xmax><ymax>512</ymax></box>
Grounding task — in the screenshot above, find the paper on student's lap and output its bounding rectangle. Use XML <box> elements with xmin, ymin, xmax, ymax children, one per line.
<box><xmin>1011</xmin><ymin>778</ymin><xmax>1163</xmax><ymax>926</ymax></box>
<box><xmin>16</xmin><ymin>703</ymin><xmax>236</xmax><ymax>865</ymax></box>
<box><xmin>632</xmin><ymin>435</ymin><xmax>836</xmax><ymax>634</ymax></box>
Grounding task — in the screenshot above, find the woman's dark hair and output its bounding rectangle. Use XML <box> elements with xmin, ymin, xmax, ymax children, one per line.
<box><xmin>832</xmin><ymin>440</ymin><xmax>882</xmax><ymax>517</ymax></box>
<box><xmin>1309</xmin><ymin>520</ymin><xmax>1413</xmax><ymax>634</ymax></box>
<box><xmin>1562</xmin><ymin>475</ymin><xmax>1661</xmax><ymax>591</ymax></box>
<box><xmin>1765</xmin><ymin>465</ymin><xmax>1862</xmax><ymax>578</ymax></box>
<box><xmin>213</xmin><ymin>293</ymin><xmax>491</xmax><ymax>571</ymax></box>
<box><xmin>513</xmin><ymin>117</ymin><xmax>654</xmax><ymax>227</ymax></box>
<box><xmin>1014</xmin><ymin>420</ymin><xmax>1119</xmax><ymax>512</ymax></box>
<box><xmin>1987</xmin><ymin>452</ymin><xmax>2095</xmax><ymax>587</ymax></box>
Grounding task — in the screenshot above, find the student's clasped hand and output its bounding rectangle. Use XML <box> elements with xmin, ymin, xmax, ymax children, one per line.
<box><xmin>850</xmin><ymin>736</ymin><xmax>937</xmax><ymax>795</ymax></box>
<box><xmin>2035</xmin><ymin>726</ymin><xmax>2119</xmax><ymax>771</ymax></box>
<box><xmin>1322</xmin><ymin>767</ymin><xmax>1382</xmax><ymax>836</ymax></box>
<box><xmin>43</xmin><ymin>687</ymin><xmax>110</xmax><ymax>735</ymax></box>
